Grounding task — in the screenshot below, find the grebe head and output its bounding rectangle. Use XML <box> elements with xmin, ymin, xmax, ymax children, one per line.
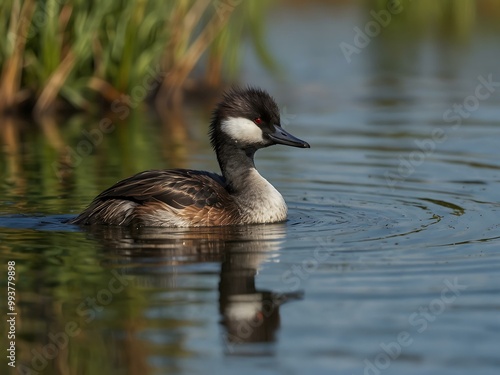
<box><xmin>210</xmin><ymin>87</ymin><xmax>310</xmax><ymax>153</ymax></box>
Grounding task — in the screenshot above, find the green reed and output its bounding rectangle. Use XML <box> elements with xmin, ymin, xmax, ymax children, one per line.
<box><xmin>0</xmin><ymin>0</ymin><xmax>273</xmax><ymax>115</ymax></box>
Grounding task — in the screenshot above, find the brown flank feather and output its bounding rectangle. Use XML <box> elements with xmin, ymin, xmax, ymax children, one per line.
<box><xmin>70</xmin><ymin>169</ymin><xmax>240</xmax><ymax>227</ymax></box>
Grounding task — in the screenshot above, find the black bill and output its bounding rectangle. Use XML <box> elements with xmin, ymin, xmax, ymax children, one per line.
<box><xmin>268</xmin><ymin>126</ymin><xmax>310</xmax><ymax>148</ymax></box>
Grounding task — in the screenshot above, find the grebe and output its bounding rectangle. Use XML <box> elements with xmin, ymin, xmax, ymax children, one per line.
<box><xmin>70</xmin><ymin>87</ymin><xmax>310</xmax><ymax>227</ymax></box>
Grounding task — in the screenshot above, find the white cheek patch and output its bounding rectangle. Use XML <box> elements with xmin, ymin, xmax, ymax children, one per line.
<box><xmin>220</xmin><ymin>117</ymin><xmax>264</xmax><ymax>143</ymax></box>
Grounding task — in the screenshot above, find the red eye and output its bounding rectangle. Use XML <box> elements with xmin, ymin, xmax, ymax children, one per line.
<box><xmin>254</xmin><ymin>117</ymin><xmax>263</xmax><ymax>125</ymax></box>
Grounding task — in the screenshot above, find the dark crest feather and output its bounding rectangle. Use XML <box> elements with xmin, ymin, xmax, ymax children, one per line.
<box><xmin>209</xmin><ymin>86</ymin><xmax>280</xmax><ymax>152</ymax></box>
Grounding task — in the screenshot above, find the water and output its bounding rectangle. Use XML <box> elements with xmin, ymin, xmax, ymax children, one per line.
<box><xmin>2</xmin><ymin>4</ymin><xmax>500</xmax><ymax>375</ymax></box>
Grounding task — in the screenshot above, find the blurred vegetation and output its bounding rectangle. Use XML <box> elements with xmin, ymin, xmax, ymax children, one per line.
<box><xmin>0</xmin><ymin>0</ymin><xmax>275</xmax><ymax>115</ymax></box>
<box><xmin>2</xmin><ymin>0</ymin><xmax>499</xmax><ymax>116</ymax></box>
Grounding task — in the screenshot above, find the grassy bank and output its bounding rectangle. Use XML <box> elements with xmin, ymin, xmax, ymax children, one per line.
<box><xmin>0</xmin><ymin>0</ymin><xmax>274</xmax><ymax>115</ymax></box>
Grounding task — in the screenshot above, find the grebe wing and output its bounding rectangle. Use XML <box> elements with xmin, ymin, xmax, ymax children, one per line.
<box><xmin>94</xmin><ymin>169</ymin><xmax>229</xmax><ymax>209</ymax></box>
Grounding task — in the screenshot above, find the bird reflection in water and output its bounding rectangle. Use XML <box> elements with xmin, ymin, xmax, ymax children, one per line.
<box><xmin>85</xmin><ymin>223</ymin><xmax>303</xmax><ymax>355</ymax></box>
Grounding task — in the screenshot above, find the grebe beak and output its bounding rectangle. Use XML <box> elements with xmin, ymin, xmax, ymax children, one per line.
<box><xmin>268</xmin><ymin>125</ymin><xmax>310</xmax><ymax>148</ymax></box>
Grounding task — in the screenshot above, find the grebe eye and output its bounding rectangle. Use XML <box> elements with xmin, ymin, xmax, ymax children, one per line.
<box><xmin>254</xmin><ymin>117</ymin><xmax>263</xmax><ymax>125</ymax></box>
